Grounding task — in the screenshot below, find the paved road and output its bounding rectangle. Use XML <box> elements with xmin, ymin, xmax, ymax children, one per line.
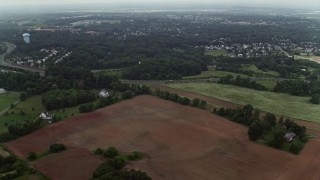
<box><xmin>0</xmin><ymin>42</ymin><xmax>45</xmax><ymax>76</ymax></box>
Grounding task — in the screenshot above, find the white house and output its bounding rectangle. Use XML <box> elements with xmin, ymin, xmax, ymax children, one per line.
<box><xmin>99</xmin><ymin>89</ymin><xmax>109</xmax><ymax>98</ymax></box>
<box><xmin>39</xmin><ymin>112</ymin><xmax>53</xmax><ymax>121</ymax></box>
<box><xmin>0</xmin><ymin>88</ymin><xmax>6</xmax><ymax>94</ymax></box>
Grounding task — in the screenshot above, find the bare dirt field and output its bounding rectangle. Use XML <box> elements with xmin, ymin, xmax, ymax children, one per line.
<box><xmin>146</xmin><ymin>84</ymin><xmax>320</xmax><ymax>136</ymax></box>
<box><xmin>4</xmin><ymin>95</ymin><xmax>320</xmax><ymax>180</ymax></box>
<box><xmin>33</xmin><ymin>148</ymin><xmax>104</xmax><ymax>180</ymax></box>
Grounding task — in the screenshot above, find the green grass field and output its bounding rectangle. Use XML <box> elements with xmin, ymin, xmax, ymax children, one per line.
<box><xmin>0</xmin><ymin>95</ymin><xmax>44</xmax><ymax>133</ymax></box>
<box><xmin>256</xmin><ymin>80</ymin><xmax>277</xmax><ymax>90</ymax></box>
<box><xmin>183</xmin><ymin>67</ymin><xmax>248</xmax><ymax>80</ymax></box>
<box><xmin>0</xmin><ymin>92</ymin><xmax>20</xmax><ymax>112</ymax></box>
<box><xmin>205</xmin><ymin>50</ymin><xmax>232</xmax><ymax>57</ymax></box>
<box><xmin>51</xmin><ymin>104</ymin><xmax>84</xmax><ymax>120</ymax></box>
<box><xmin>241</xmin><ymin>65</ymin><xmax>280</xmax><ymax>77</ymax></box>
<box><xmin>0</xmin><ymin>93</ymin><xmax>99</xmax><ymax>133</ymax></box>
<box><xmin>167</xmin><ymin>83</ymin><xmax>320</xmax><ymax>123</ymax></box>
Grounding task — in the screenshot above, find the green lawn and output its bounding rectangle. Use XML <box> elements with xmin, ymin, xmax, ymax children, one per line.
<box><xmin>183</xmin><ymin>67</ymin><xmax>248</xmax><ymax>80</ymax></box>
<box><xmin>256</xmin><ymin>80</ymin><xmax>277</xmax><ymax>90</ymax></box>
<box><xmin>205</xmin><ymin>50</ymin><xmax>231</xmax><ymax>57</ymax></box>
<box><xmin>167</xmin><ymin>83</ymin><xmax>320</xmax><ymax>123</ymax></box>
<box><xmin>241</xmin><ymin>65</ymin><xmax>280</xmax><ymax>77</ymax></box>
<box><xmin>0</xmin><ymin>95</ymin><xmax>45</xmax><ymax>133</ymax></box>
<box><xmin>51</xmin><ymin>105</ymin><xmax>83</xmax><ymax>120</ymax></box>
<box><xmin>0</xmin><ymin>93</ymin><xmax>100</xmax><ymax>133</ymax></box>
<box><xmin>0</xmin><ymin>92</ymin><xmax>20</xmax><ymax>112</ymax></box>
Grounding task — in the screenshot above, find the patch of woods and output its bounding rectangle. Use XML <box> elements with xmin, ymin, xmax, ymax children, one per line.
<box><xmin>0</xmin><ymin>151</ymin><xmax>47</xmax><ymax>180</ymax></box>
<box><xmin>78</xmin><ymin>83</ymin><xmax>153</xmax><ymax>114</ymax></box>
<box><xmin>27</xmin><ymin>143</ymin><xmax>66</xmax><ymax>161</ymax></box>
<box><xmin>0</xmin><ymin>66</ymin><xmax>117</xmax><ymax>98</ymax></box>
<box><xmin>92</xmin><ymin>147</ymin><xmax>151</xmax><ymax>180</ymax></box>
<box><xmin>42</xmin><ymin>90</ymin><xmax>96</xmax><ymax>111</ymax></box>
<box><xmin>123</xmin><ymin>59</ymin><xmax>207</xmax><ymax>80</ymax></box>
<box><xmin>215</xmin><ymin>105</ymin><xmax>308</xmax><ymax>154</ymax></box>
<box><xmin>273</xmin><ymin>80</ymin><xmax>320</xmax><ymax>96</ymax></box>
<box><xmin>218</xmin><ymin>75</ymin><xmax>268</xmax><ymax>91</ymax></box>
<box><xmin>0</xmin><ymin>119</ymin><xmax>43</xmax><ymax>142</ymax></box>
<box><xmin>153</xmin><ymin>89</ymin><xmax>207</xmax><ymax>109</ymax></box>
<box><xmin>215</xmin><ymin>55</ymin><xmax>320</xmax><ymax>80</ymax></box>
<box><xmin>214</xmin><ymin>55</ymin><xmax>320</xmax><ymax>103</ymax></box>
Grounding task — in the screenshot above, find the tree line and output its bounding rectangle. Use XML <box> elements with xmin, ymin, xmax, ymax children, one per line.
<box><xmin>42</xmin><ymin>89</ymin><xmax>96</xmax><ymax>111</ymax></box>
<box><xmin>218</xmin><ymin>75</ymin><xmax>268</xmax><ymax>91</ymax></box>
<box><xmin>92</xmin><ymin>146</ymin><xmax>151</xmax><ymax>180</ymax></box>
<box><xmin>215</xmin><ymin>105</ymin><xmax>307</xmax><ymax>154</ymax></box>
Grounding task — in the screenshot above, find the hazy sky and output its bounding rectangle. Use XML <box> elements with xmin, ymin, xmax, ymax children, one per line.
<box><xmin>1</xmin><ymin>0</ymin><xmax>320</xmax><ymax>8</ymax></box>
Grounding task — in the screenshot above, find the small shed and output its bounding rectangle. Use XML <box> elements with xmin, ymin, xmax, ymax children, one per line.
<box><xmin>0</xmin><ymin>88</ymin><xmax>6</xmax><ymax>94</ymax></box>
<box><xmin>284</xmin><ymin>132</ymin><xmax>296</xmax><ymax>142</ymax></box>
<box><xmin>39</xmin><ymin>112</ymin><xmax>53</xmax><ymax>121</ymax></box>
<box><xmin>99</xmin><ymin>89</ymin><xmax>109</xmax><ymax>98</ymax></box>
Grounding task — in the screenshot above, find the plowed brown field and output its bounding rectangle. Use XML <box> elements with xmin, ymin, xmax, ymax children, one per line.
<box><xmin>4</xmin><ymin>96</ymin><xmax>320</xmax><ymax>180</ymax></box>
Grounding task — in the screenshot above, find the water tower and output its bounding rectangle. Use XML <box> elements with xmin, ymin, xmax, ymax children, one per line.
<box><xmin>22</xmin><ymin>33</ymin><xmax>30</xmax><ymax>43</ymax></box>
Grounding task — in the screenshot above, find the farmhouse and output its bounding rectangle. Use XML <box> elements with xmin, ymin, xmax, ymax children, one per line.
<box><xmin>0</xmin><ymin>88</ymin><xmax>5</xmax><ymax>94</ymax></box>
<box><xmin>99</xmin><ymin>89</ymin><xmax>109</xmax><ymax>98</ymax></box>
<box><xmin>39</xmin><ymin>112</ymin><xmax>53</xmax><ymax>122</ymax></box>
<box><xmin>284</xmin><ymin>132</ymin><xmax>296</xmax><ymax>142</ymax></box>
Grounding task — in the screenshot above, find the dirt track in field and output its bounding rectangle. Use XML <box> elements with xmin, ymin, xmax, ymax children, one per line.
<box><xmin>6</xmin><ymin>95</ymin><xmax>320</xmax><ymax>180</ymax></box>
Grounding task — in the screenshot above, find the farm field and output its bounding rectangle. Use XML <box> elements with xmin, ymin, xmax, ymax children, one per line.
<box><xmin>241</xmin><ymin>65</ymin><xmax>280</xmax><ymax>77</ymax></box>
<box><xmin>256</xmin><ymin>80</ymin><xmax>277</xmax><ymax>90</ymax></box>
<box><xmin>0</xmin><ymin>95</ymin><xmax>44</xmax><ymax>133</ymax></box>
<box><xmin>0</xmin><ymin>92</ymin><xmax>20</xmax><ymax>112</ymax></box>
<box><xmin>295</xmin><ymin>55</ymin><xmax>320</xmax><ymax>63</ymax></box>
<box><xmin>167</xmin><ymin>83</ymin><xmax>320</xmax><ymax>123</ymax></box>
<box><xmin>183</xmin><ymin>67</ymin><xmax>248</xmax><ymax>80</ymax></box>
<box><xmin>5</xmin><ymin>95</ymin><xmax>319</xmax><ymax>180</ymax></box>
<box><xmin>205</xmin><ymin>50</ymin><xmax>232</xmax><ymax>57</ymax></box>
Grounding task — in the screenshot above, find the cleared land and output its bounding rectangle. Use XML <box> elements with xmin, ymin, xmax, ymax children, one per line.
<box><xmin>5</xmin><ymin>95</ymin><xmax>320</xmax><ymax>180</ymax></box>
<box><xmin>167</xmin><ymin>83</ymin><xmax>320</xmax><ymax>123</ymax></box>
<box><xmin>241</xmin><ymin>65</ymin><xmax>280</xmax><ymax>77</ymax></box>
<box><xmin>205</xmin><ymin>50</ymin><xmax>232</xmax><ymax>57</ymax></box>
<box><xmin>183</xmin><ymin>67</ymin><xmax>248</xmax><ymax>80</ymax></box>
<box><xmin>34</xmin><ymin>149</ymin><xmax>104</xmax><ymax>180</ymax></box>
<box><xmin>0</xmin><ymin>92</ymin><xmax>20</xmax><ymax>112</ymax></box>
<box><xmin>0</xmin><ymin>95</ymin><xmax>44</xmax><ymax>133</ymax></box>
<box><xmin>256</xmin><ymin>80</ymin><xmax>277</xmax><ymax>90</ymax></box>
<box><xmin>295</xmin><ymin>55</ymin><xmax>320</xmax><ymax>63</ymax></box>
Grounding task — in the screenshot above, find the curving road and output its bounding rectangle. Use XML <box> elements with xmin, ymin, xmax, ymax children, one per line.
<box><xmin>0</xmin><ymin>42</ymin><xmax>45</xmax><ymax>76</ymax></box>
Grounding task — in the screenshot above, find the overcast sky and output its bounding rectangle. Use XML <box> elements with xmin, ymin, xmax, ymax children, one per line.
<box><xmin>1</xmin><ymin>0</ymin><xmax>320</xmax><ymax>8</ymax></box>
